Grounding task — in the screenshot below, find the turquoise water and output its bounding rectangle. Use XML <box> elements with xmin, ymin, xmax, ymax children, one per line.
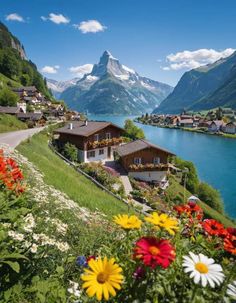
<box><xmin>89</xmin><ymin>114</ymin><xmax>236</xmax><ymax>218</ymax></box>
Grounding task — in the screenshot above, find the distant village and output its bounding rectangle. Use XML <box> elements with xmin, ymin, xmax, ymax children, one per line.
<box><xmin>137</xmin><ymin>108</ymin><xmax>236</xmax><ymax>135</ymax></box>
<box><xmin>0</xmin><ymin>86</ymin><xmax>81</xmax><ymax>127</ymax></box>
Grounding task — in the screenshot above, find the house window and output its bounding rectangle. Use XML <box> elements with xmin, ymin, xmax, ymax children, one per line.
<box><xmin>106</xmin><ymin>133</ymin><xmax>111</xmax><ymax>140</ymax></box>
<box><xmin>99</xmin><ymin>149</ymin><xmax>104</xmax><ymax>155</ymax></box>
<box><xmin>134</xmin><ymin>157</ymin><xmax>142</xmax><ymax>165</ymax></box>
<box><xmin>87</xmin><ymin>150</ymin><xmax>95</xmax><ymax>158</ymax></box>
<box><xmin>94</xmin><ymin>134</ymin><xmax>99</xmax><ymax>141</ymax></box>
<box><xmin>153</xmin><ymin>157</ymin><xmax>160</xmax><ymax>164</ymax></box>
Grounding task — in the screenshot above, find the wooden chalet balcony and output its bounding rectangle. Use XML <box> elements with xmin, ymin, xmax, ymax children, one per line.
<box><xmin>87</xmin><ymin>137</ymin><xmax>124</xmax><ymax>150</ymax></box>
<box><xmin>128</xmin><ymin>163</ymin><xmax>170</xmax><ymax>172</ymax></box>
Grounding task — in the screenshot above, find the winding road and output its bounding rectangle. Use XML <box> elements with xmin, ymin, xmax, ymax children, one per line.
<box><xmin>0</xmin><ymin>127</ymin><xmax>44</xmax><ymax>148</ymax></box>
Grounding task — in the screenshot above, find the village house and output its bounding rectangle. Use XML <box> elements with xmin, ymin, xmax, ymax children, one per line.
<box><xmin>17</xmin><ymin>112</ymin><xmax>47</xmax><ymax>126</ymax></box>
<box><xmin>208</xmin><ymin>120</ymin><xmax>225</xmax><ymax>132</ymax></box>
<box><xmin>0</xmin><ymin>106</ymin><xmax>20</xmax><ymax>115</ymax></box>
<box><xmin>55</xmin><ymin>121</ymin><xmax>125</xmax><ymax>163</ymax></box>
<box><xmin>177</xmin><ymin>118</ymin><xmax>194</xmax><ymax>128</ymax></box>
<box><xmin>115</xmin><ymin>139</ymin><xmax>175</xmax><ymax>185</ymax></box>
<box><xmin>224</xmin><ymin>121</ymin><xmax>236</xmax><ymax>134</ymax></box>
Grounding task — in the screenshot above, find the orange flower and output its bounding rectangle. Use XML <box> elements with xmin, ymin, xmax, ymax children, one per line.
<box><xmin>202</xmin><ymin>219</ymin><xmax>226</xmax><ymax>237</ymax></box>
<box><xmin>224</xmin><ymin>235</ymin><xmax>236</xmax><ymax>255</ymax></box>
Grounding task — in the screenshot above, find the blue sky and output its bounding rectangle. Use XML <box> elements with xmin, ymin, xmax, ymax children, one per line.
<box><xmin>1</xmin><ymin>0</ymin><xmax>236</xmax><ymax>86</ymax></box>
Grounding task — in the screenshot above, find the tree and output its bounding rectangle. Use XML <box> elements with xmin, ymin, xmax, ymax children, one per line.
<box><xmin>124</xmin><ymin>119</ymin><xmax>145</xmax><ymax>140</ymax></box>
<box><xmin>0</xmin><ymin>50</ymin><xmax>20</xmax><ymax>79</ymax></box>
<box><xmin>0</xmin><ymin>87</ymin><xmax>18</xmax><ymax>106</ymax></box>
<box><xmin>174</xmin><ymin>157</ymin><xmax>199</xmax><ymax>193</ymax></box>
<box><xmin>63</xmin><ymin>143</ymin><xmax>78</xmax><ymax>162</ymax></box>
<box><xmin>198</xmin><ymin>182</ymin><xmax>224</xmax><ymax>213</ymax></box>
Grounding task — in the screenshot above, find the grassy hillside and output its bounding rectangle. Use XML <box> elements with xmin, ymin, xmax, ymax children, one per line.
<box><xmin>17</xmin><ymin>130</ymin><xmax>130</xmax><ymax>218</ymax></box>
<box><xmin>166</xmin><ymin>176</ymin><xmax>235</xmax><ymax>227</ymax></box>
<box><xmin>0</xmin><ymin>72</ymin><xmax>21</xmax><ymax>87</ymax></box>
<box><xmin>0</xmin><ymin>113</ymin><xmax>27</xmax><ymax>133</ymax></box>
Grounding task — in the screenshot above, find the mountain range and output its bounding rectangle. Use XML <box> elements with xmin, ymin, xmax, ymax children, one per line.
<box><xmin>49</xmin><ymin>51</ymin><xmax>173</xmax><ymax>115</ymax></box>
<box><xmin>153</xmin><ymin>51</ymin><xmax>236</xmax><ymax>114</ymax></box>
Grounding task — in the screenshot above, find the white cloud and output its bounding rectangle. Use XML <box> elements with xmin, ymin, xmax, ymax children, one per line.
<box><xmin>6</xmin><ymin>13</ymin><xmax>24</xmax><ymax>22</ymax></box>
<box><xmin>68</xmin><ymin>64</ymin><xmax>94</xmax><ymax>78</ymax></box>
<box><xmin>162</xmin><ymin>48</ymin><xmax>235</xmax><ymax>71</ymax></box>
<box><xmin>73</xmin><ymin>20</ymin><xmax>106</xmax><ymax>33</ymax></box>
<box><xmin>41</xmin><ymin>13</ymin><xmax>70</xmax><ymax>24</ymax></box>
<box><xmin>41</xmin><ymin>65</ymin><xmax>60</xmax><ymax>74</ymax></box>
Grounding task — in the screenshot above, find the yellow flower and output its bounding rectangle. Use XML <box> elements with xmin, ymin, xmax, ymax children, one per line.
<box><xmin>113</xmin><ymin>214</ymin><xmax>142</xmax><ymax>229</ymax></box>
<box><xmin>145</xmin><ymin>212</ymin><xmax>179</xmax><ymax>235</ymax></box>
<box><xmin>81</xmin><ymin>257</ymin><xmax>123</xmax><ymax>301</ymax></box>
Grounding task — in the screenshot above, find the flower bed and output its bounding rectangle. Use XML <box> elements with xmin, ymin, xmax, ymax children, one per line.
<box><xmin>87</xmin><ymin>137</ymin><xmax>124</xmax><ymax>149</ymax></box>
<box><xmin>76</xmin><ymin>204</ymin><xmax>236</xmax><ymax>302</ymax></box>
<box><xmin>129</xmin><ymin>163</ymin><xmax>170</xmax><ymax>171</ymax></box>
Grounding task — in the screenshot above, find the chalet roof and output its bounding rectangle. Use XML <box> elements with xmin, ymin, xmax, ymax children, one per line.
<box><xmin>55</xmin><ymin>121</ymin><xmax>124</xmax><ymax>137</ymax></box>
<box><xmin>116</xmin><ymin>139</ymin><xmax>175</xmax><ymax>157</ymax></box>
<box><xmin>0</xmin><ymin>106</ymin><xmax>19</xmax><ymax>114</ymax></box>
<box><xmin>226</xmin><ymin>121</ymin><xmax>236</xmax><ymax>126</ymax></box>
<box><xmin>210</xmin><ymin>120</ymin><xmax>224</xmax><ymax>127</ymax></box>
<box><xmin>17</xmin><ymin>112</ymin><xmax>44</xmax><ymax>121</ymax></box>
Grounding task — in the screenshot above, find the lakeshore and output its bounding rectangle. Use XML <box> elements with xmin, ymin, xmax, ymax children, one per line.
<box><xmin>134</xmin><ymin>119</ymin><xmax>236</xmax><ymax>139</ymax></box>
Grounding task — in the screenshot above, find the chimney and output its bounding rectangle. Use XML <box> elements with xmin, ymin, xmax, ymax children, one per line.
<box><xmin>68</xmin><ymin>123</ymin><xmax>73</xmax><ymax>130</ymax></box>
<box><xmin>85</xmin><ymin>120</ymin><xmax>88</xmax><ymax>126</ymax></box>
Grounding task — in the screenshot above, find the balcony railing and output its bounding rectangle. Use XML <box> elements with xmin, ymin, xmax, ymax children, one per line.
<box><xmin>129</xmin><ymin>163</ymin><xmax>170</xmax><ymax>172</ymax></box>
<box><xmin>87</xmin><ymin>137</ymin><xmax>124</xmax><ymax>149</ymax></box>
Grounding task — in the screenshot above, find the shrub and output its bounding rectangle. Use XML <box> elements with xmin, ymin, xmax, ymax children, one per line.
<box><xmin>198</xmin><ymin>182</ymin><xmax>224</xmax><ymax>213</ymax></box>
<box><xmin>124</xmin><ymin>119</ymin><xmax>145</xmax><ymax>140</ymax></box>
<box><xmin>63</xmin><ymin>143</ymin><xmax>78</xmax><ymax>162</ymax></box>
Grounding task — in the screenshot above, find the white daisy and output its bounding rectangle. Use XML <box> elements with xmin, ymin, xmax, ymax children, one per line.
<box><xmin>182</xmin><ymin>252</ymin><xmax>225</xmax><ymax>288</ymax></box>
<box><xmin>227</xmin><ymin>280</ymin><xmax>236</xmax><ymax>298</ymax></box>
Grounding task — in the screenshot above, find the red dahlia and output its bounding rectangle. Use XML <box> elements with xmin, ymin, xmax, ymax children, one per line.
<box><xmin>134</xmin><ymin>237</ymin><xmax>175</xmax><ymax>269</ymax></box>
<box><xmin>202</xmin><ymin>219</ymin><xmax>226</xmax><ymax>236</ymax></box>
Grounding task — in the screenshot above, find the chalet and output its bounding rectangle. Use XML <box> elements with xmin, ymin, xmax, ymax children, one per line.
<box><xmin>115</xmin><ymin>139</ymin><xmax>175</xmax><ymax>184</ymax></box>
<box><xmin>224</xmin><ymin>122</ymin><xmax>236</xmax><ymax>134</ymax></box>
<box><xmin>55</xmin><ymin>121</ymin><xmax>124</xmax><ymax>163</ymax></box>
<box><xmin>198</xmin><ymin>119</ymin><xmax>211</xmax><ymax>128</ymax></box>
<box><xmin>178</xmin><ymin>119</ymin><xmax>194</xmax><ymax>128</ymax></box>
<box><xmin>17</xmin><ymin>112</ymin><xmax>47</xmax><ymax>126</ymax></box>
<box><xmin>208</xmin><ymin>120</ymin><xmax>224</xmax><ymax>132</ymax></box>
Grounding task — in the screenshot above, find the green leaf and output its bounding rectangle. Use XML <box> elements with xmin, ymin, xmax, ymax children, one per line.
<box><xmin>2</xmin><ymin>261</ymin><xmax>20</xmax><ymax>273</ymax></box>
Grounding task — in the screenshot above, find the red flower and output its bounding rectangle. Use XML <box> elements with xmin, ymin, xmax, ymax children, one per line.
<box><xmin>202</xmin><ymin>219</ymin><xmax>226</xmax><ymax>236</ymax></box>
<box><xmin>224</xmin><ymin>235</ymin><xmax>236</xmax><ymax>255</ymax></box>
<box><xmin>174</xmin><ymin>202</ymin><xmax>203</xmax><ymax>221</ymax></box>
<box><xmin>0</xmin><ymin>152</ymin><xmax>24</xmax><ymax>194</ymax></box>
<box><xmin>134</xmin><ymin>237</ymin><xmax>175</xmax><ymax>269</ymax></box>
<box><xmin>226</xmin><ymin>227</ymin><xmax>236</xmax><ymax>237</ymax></box>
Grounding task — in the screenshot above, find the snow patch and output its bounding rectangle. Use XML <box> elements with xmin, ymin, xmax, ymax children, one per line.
<box><xmin>122</xmin><ymin>65</ymin><xmax>135</xmax><ymax>74</ymax></box>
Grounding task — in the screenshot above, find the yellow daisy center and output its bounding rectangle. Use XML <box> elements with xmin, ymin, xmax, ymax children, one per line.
<box><xmin>195</xmin><ymin>262</ymin><xmax>209</xmax><ymax>274</ymax></box>
<box><xmin>149</xmin><ymin>246</ymin><xmax>160</xmax><ymax>255</ymax></box>
<box><xmin>97</xmin><ymin>272</ymin><xmax>109</xmax><ymax>284</ymax></box>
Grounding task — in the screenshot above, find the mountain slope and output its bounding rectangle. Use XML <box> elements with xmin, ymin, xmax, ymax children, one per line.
<box><xmin>46</xmin><ymin>78</ymin><xmax>80</xmax><ymax>99</ymax></box>
<box><xmin>61</xmin><ymin>51</ymin><xmax>173</xmax><ymax>115</ymax></box>
<box><xmin>153</xmin><ymin>51</ymin><xmax>236</xmax><ymax>114</ymax></box>
<box><xmin>0</xmin><ymin>21</ymin><xmax>52</xmax><ymax>99</ymax></box>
